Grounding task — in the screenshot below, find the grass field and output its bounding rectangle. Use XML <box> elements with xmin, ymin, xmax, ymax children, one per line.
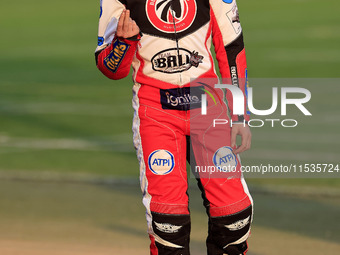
<box><xmin>0</xmin><ymin>0</ymin><xmax>339</xmax><ymax>254</ymax></box>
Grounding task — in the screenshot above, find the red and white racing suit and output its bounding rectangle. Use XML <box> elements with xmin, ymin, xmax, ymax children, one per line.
<box><xmin>95</xmin><ymin>0</ymin><xmax>253</xmax><ymax>254</ymax></box>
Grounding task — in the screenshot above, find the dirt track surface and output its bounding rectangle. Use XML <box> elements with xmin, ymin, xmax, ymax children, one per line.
<box><xmin>1</xmin><ymin>240</ymin><xmax>258</xmax><ymax>255</ymax></box>
<box><xmin>1</xmin><ymin>180</ymin><xmax>339</xmax><ymax>255</ymax></box>
<box><xmin>0</xmin><ymin>240</ymin><xmax>149</xmax><ymax>255</ymax></box>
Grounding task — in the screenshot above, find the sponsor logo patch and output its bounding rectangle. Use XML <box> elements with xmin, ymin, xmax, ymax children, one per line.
<box><xmin>230</xmin><ymin>66</ymin><xmax>239</xmax><ymax>86</ymax></box>
<box><xmin>212</xmin><ymin>146</ymin><xmax>238</xmax><ymax>170</ymax></box>
<box><xmin>225</xmin><ymin>216</ymin><xmax>250</xmax><ymax>231</ymax></box>
<box><xmin>97</xmin><ymin>36</ymin><xmax>104</xmax><ymax>46</ymax></box>
<box><xmin>160</xmin><ymin>86</ymin><xmax>204</xmax><ymax>110</ymax></box>
<box><xmin>154</xmin><ymin>222</ymin><xmax>182</xmax><ymax>233</ymax></box>
<box><xmin>226</xmin><ymin>2</ymin><xmax>241</xmax><ymax>34</ymax></box>
<box><xmin>151</xmin><ymin>48</ymin><xmax>203</xmax><ymax>73</ymax></box>
<box><xmin>146</xmin><ymin>0</ymin><xmax>197</xmax><ymax>33</ymax></box>
<box><xmin>148</xmin><ymin>150</ymin><xmax>175</xmax><ymax>175</ymax></box>
<box><xmin>103</xmin><ymin>39</ymin><xmax>129</xmax><ymax>73</ymax></box>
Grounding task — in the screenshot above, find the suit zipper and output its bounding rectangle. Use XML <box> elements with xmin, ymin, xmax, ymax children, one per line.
<box><xmin>170</xmin><ymin>0</ymin><xmax>183</xmax><ymax>85</ymax></box>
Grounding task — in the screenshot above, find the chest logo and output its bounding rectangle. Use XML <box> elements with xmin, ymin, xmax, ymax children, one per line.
<box><xmin>151</xmin><ymin>48</ymin><xmax>203</xmax><ymax>73</ymax></box>
<box><xmin>146</xmin><ymin>0</ymin><xmax>197</xmax><ymax>33</ymax></box>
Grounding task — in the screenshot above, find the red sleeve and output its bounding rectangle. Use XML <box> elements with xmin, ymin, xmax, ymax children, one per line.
<box><xmin>210</xmin><ymin>8</ymin><xmax>250</xmax><ymax>123</ymax></box>
<box><xmin>96</xmin><ymin>36</ymin><xmax>139</xmax><ymax>80</ymax></box>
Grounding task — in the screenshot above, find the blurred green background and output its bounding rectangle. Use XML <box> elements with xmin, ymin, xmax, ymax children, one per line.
<box><xmin>0</xmin><ymin>0</ymin><xmax>339</xmax><ymax>254</ymax></box>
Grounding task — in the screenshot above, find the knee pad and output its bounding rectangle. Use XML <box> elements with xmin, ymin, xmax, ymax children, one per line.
<box><xmin>151</xmin><ymin>212</ymin><xmax>191</xmax><ymax>255</ymax></box>
<box><xmin>207</xmin><ymin>205</ymin><xmax>252</xmax><ymax>255</ymax></box>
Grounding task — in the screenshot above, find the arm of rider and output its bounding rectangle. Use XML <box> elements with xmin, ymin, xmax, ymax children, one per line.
<box><xmin>231</xmin><ymin>124</ymin><xmax>251</xmax><ymax>154</ymax></box>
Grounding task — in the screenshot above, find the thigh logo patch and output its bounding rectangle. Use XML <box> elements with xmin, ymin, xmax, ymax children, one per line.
<box><xmin>148</xmin><ymin>149</ymin><xmax>175</xmax><ymax>175</ymax></box>
<box><xmin>212</xmin><ymin>146</ymin><xmax>238</xmax><ymax>171</ymax></box>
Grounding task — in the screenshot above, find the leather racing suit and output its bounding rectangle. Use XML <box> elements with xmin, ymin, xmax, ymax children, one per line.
<box><xmin>95</xmin><ymin>0</ymin><xmax>253</xmax><ymax>254</ymax></box>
